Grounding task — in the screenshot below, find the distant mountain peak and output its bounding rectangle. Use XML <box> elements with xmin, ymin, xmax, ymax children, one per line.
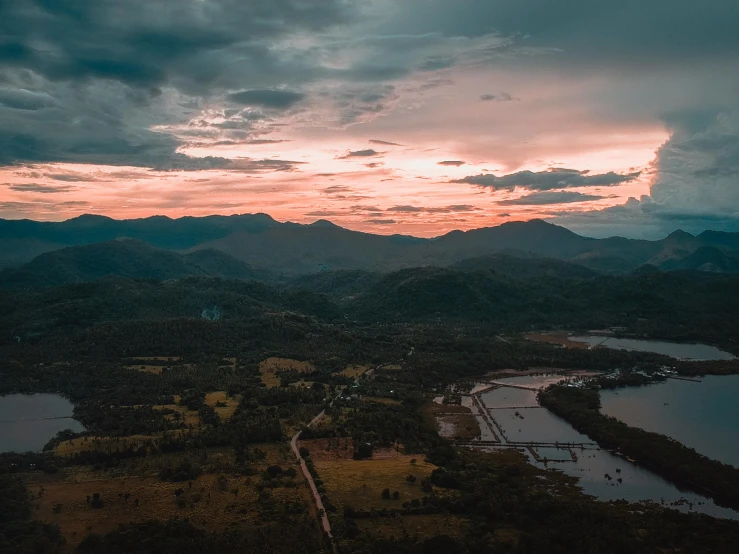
<box><xmin>309</xmin><ymin>219</ymin><xmax>341</xmax><ymax>228</ymax></box>
<box><xmin>667</xmin><ymin>229</ymin><xmax>695</xmax><ymax>240</ymax></box>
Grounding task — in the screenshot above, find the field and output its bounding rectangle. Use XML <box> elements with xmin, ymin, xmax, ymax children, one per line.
<box><xmin>299</xmin><ymin>439</ymin><xmax>403</xmax><ymax>461</ymax></box>
<box><xmin>361</xmin><ymin>396</ymin><xmax>401</xmax><ymax>405</ymax></box>
<box><xmin>422</xmin><ymin>402</ymin><xmax>481</xmax><ymax>441</ymax></box>
<box><xmin>356</xmin><ymin>514</ymin><xmax>467</xmax><ymax>539</ymax></box>
<box><xmin>259</xmin><ymin>357</ymin><xmax>315</xmax><ymax>388</ymax></box>
<box><xmin>126</xmin><ymin>364</ymin><xmax>164</xmax><ymax>374</ymax></box>
<box><xmin>153</xmin><ymin>402</ymin><xmax>201</xmax><ymax>426</ymax></box>
<box><xmin>335</xmin><ymin>364</ymin><xmax>370</xmax><ymax>379</ymax></box>
<box><xmin>312</xmin><ymin>456</ymin><xmax>437</xmax><ymax>511</ymax></box>
<box><xmin>525</xmin><ymin>333</ymin><xmax>590</xmax><ymax>349</ymax></box>
<box><xmin>26</xmin><ymin>444</ymin><xmax>309</xmax><ymax>548</ymax></box>
<box><xmin>54</xmin><ymin>435</ymin><xmax>158</xmax><ymax>457</ymax></box>
<box><xmin>204</xmin><ymin>391</ymin><xmax>241</xmax><ymax>422</ymax></box>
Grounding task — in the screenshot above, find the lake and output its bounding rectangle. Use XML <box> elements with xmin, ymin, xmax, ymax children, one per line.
<box><xmin>601</xmin><ymin>375</ymin><xmax>739</xmax><ymax>467</ymax></box>
<box><xmin>0</xmin><ymin>394</ymin><xmax>84</xmax><ymax>453</ymax></box>
<box><xmin>468</xmin><ymin>375</ymin><xmax>739</xmax><ymax>519</ymax></box>
<box><xmin>569</xmin><ymin>336</ymin><xmax>735</xmax><ymax>361</ymax></box>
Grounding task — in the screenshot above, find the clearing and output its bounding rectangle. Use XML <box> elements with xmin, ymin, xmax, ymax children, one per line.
<box><xmin>312</xmin><ymin>456</ymin><xmax>437</xmax><ymax>511</ymax></box>
<box><xmin>259</xmin><ymin>357</ymin><xmax>315</xmax><ymax>388</ymax></box>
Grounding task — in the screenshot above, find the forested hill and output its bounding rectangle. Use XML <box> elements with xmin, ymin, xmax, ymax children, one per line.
<box><xmin>2</xmin><ymin>214</ymin><xmax>739</xmax><ymax>274</ymax></box>
<box><xmin>0</xmin><ymin>239</ymin><xmax>272</xmax><ymax>288</ymax></box>
<box><xmin>1</xmin><ymin>264</ymin><xmax>737</xmax><ymax>355</ymax></box>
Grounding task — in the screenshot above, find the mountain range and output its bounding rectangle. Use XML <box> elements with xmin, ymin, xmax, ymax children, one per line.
<box><xmin>1</xmin><ymin>214</ymin><xmax>739</xmax><ymax>277</ymax></box>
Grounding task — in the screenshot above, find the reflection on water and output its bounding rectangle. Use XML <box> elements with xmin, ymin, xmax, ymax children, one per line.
<box><xmin>534</xmin><ymin>447</ymin><xmax>575</xmax><ymax>462</ymax></box>
<box><xmin>0</xmin><ymin>394</ymin><xmax>84</xmax><ymax>453</ymax></box>
<box><xmin>493</xmin><ymin>408</ymin><xmax>591</xmax><ymax>444</ymax></box>
<box><xmin>469</xmin><ymin>375</ymin><xmax>739</xmax><ymax>520</ymax></box>
<box><xmin>493</xmin><ymin>374</ymin><xmax>569</xmax><ymax>389</ymax></box>
<box><xmin>570</xmin><ymin>336</ymin><xmax>735</xmax><ymax>361</ymax></box>
<box><xmin>601</xmin><ymin>375</ymin><xmax>739</xmax><ymax>467</ymax></box>
<box><xmin>480</xmin><ymin>387</ymin><xmax>538</xmax><ymax>408</ymax></box>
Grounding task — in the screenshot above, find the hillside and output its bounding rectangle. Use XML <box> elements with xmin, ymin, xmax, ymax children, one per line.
<box><xmin>2</xmin><ymin>214</ymin><xmax>739</xmax><ymax>274</ymax></box>
<box><xmin>0</xmin><ymin>239</ymin><xmax>270</xmax><ymax>288</ymax></box>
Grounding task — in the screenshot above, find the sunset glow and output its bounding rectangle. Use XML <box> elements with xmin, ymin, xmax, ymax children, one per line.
<box><xmin>1</xmin><ymin>0</ymin><xmax>737</xmax><ymax>237</ymax></box>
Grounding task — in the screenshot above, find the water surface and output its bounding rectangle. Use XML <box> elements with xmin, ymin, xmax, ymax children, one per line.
<box><xmin>601</xmin><ymin>375</ymin><xmax>739</xmax><ymax>467</ymax></box>
<box><xmin>570</xmin><ymin>336</ymin><xmax>735</xmax><ymax>361</ymax></box>
<box><xmin>0</xmin><ymin>394</ymin><xmax>84</xmax><ymax>453</ymax></box>
<box><xmin>472</xmin><ymin>375</ymin><xmax>739</xmax><ymax>519</ymax></box>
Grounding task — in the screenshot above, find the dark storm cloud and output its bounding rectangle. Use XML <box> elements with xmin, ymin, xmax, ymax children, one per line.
<box><xmin>0</xmin><ymin>0</ymin><xmax>350</xmax><ymax>92</ymax></box>
<box><xmin>497</xmin><ymin>191</ymin><xmax>608</xmax><ymax>205</ymax></box>
<box><xmin>389</xmin><ymin>0</ymin><xmax>739</xmax><ymax>69</ymax></box>
<box><xmin>227</xmin><ymin>90</ymin><xmax>305</xmax><ymax>109</ymax></box>
<box><xmin>0</xmin><ymin>0</ymin><xmax>350</xmax><ymax>168</ymax></box>
<box><xmin>438</xmin><ymin>160</ymin><xmax>465</xmax><ymax>166</ymax></box>
<box><xmin>0</xmin><ymin>88</ymin><xmax>54</xmax><ymax>111</ymax></box>
<box><xmin>453</xmin><ymin>168</ymin><xmax>641</xmax><ymax>191</ymax></box>
<box><xmin>338</xmin><ymin>149</ymin><xmax>384</xmax><ymax>159</ymax></box>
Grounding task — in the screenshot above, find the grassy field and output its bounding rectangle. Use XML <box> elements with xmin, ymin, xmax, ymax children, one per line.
<box><xmin>27</xmin><ymin>444</ymin><xmax>307</xmax><ymax>548</ymax></box>
<box><xmin>54</xmin><ymin>435</ymin><xmax>158</xmax><ymax>457</ymax></box>
<box><xmin>361</xmin><ymin>396</ymin><xmax>401</xmax><ymax>405</ymax></box>
<box><xmin>313</xmin><ymin>456</ymin><xmax>437</xmax><ymax>511</ymax></box>
<box><xmin>299</xmin><ymin>439</ymin><xmax>403</xmax><ymax>461</ymax></box>
<box><xmin>335</xmin><ymin>364</ymin><xmax>370</xmax><ymax>379</ymax></box>
<box><xmin>259</xmin><ymin>357</ymin><xmax>315</xmax><ymax>388</ymax></box>
<box><xmin>153</xmin><ymin>402</ymin><xmax>201</xmax><ymax>426</ymax></box>
<box><xmin>525</xmin><ymin>333</ymin><xmax>590</xmax><ymax>349</ymax></box>
<box><xmin>204</xmin><ymin>391</ymin><xmax>241</xmax><ymax>422</ymax></box>
<box><xmin>422</xmin><ymin>402</ymin><xmax>481</xmax><ymax>441</ymax></box>
<box><xmin>126</xmin><ymin>364</ymin><xmax>164</xmax><ymax>374</ymax></box>
<box><xmin>357</xmin><ymin>514</ymin><xmax>467</xmax><ymax>539</ymax></box>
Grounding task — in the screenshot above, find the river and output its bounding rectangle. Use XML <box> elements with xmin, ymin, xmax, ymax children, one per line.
<box><xmin>569</xmin><ymin>336</ymin><xmax>735</xmax><ymax>361</ymax></box>
<box><xmin>601</xmin><ymin>375</ymin><xmax>739</xmax><ymax>467</ymax></box>
<box><xmin>467</xmin><ymin>374</ymin><xmax>739</xmax><ymax>520</ymax></box>
<box><xmin>0</xmin><ymin>393</ymin><xmax>84</xmax><ymax>453</ymax></box>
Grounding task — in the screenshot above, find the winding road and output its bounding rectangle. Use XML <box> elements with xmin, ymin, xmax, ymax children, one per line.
<box><xmin>290</xmin><ymin>365</ymin><xmax>377</xmax><ymax>553</ymax></box>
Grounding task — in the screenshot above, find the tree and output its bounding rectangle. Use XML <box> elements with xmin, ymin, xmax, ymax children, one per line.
<box><xmin>406</xmin><ymin>474</ymin><xmax>417</xmax><ymax>484</ymax></box>
<box><xmin>90</xmin><ymin>492</ymin><xmax>104</xmax><ymax>509</ymax></box>
<box><xmin>392</xmin><ymin>491</ymin><xmax>400</xmax><ymax>500</ymax></box>
<box><xmin>381</xmin><ymin>488</ymin><xmax>391</xmax><ymax>500</ymax></box>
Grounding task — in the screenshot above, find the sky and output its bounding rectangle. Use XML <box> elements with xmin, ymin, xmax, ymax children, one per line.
<box><xmin>0</xmin><ymin>0</ymin><xmax>738</xmax><ymax>238</ymax></box>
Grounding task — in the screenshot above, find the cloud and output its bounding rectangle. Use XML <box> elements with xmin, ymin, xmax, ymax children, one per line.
<box><xmin>227</xmin><ymin>90</ymin><xmax>305</xmax><ymax>109</ymax></box>
<box><xmin>552</xmin><ymin>109</ymin><xmax>739</xmax><ymax>237</ymax></box>
<box><xmin>480</xmin><ymin>92</ymin><xmax>517</xmax><ymax>102</ymax></box>
<box><xmin>338</xmin><ymin>149</ymin><xmax>384</xmax><ymax>159</ymax></box>
<box><xmin>387</xmin><ymin>204</ymin><xmax>477</xmax><ymax>213</ymax></box>
<box><xmin>438</xmin><ymin>160</ymin><xmax>465</xmax><ymax>166</ymax></box>
<box><xmin>0</xmin><ymin>89</ymin><xmax>54</xmax><ymax>111</ymax></box>
<box><xmin>453</xmin><ymin>168</ymin><xmax>641</xmax><ymax>191</ymax></box>
<box><xmin>243</xmin><ymin>139</ymin><xmax>291</xmax><ymax>145</ymax></box>
<box><xmin>497</xmin><ymin>191</ymin><xmax>608</xmax><ymax>205</ymax></box>
<box><xmin>369</xmin><ymin>139</ymin><xmax>403</xmax><ymax>146</ymax></box>
<box><xmin>228</xmin><ymin>158</ymin><xmax>305</xmax><ymax>173</ymax></box>
<box><xmin>5</xmin><ymin>183</ymin><xmax>76</xmax><ymax>194</ymax></box>
<box><xmin>366</xmin><ymin>218</ymin><xmax>396</xmax><ymax>225</ymax></box>
<box><xmin>387</xmin><ymin>1</ymin><xmax>739</xmax><ymax>70</ymax></box>
<box><xmin>0</xmin><ymin>0</ymin><xmax>350</xmax><ymax>168</ymax></box>
<box><xmin>304</xmin><ymin>210</ymin><xmax>343</xmax><ymax>217</ymax></box>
